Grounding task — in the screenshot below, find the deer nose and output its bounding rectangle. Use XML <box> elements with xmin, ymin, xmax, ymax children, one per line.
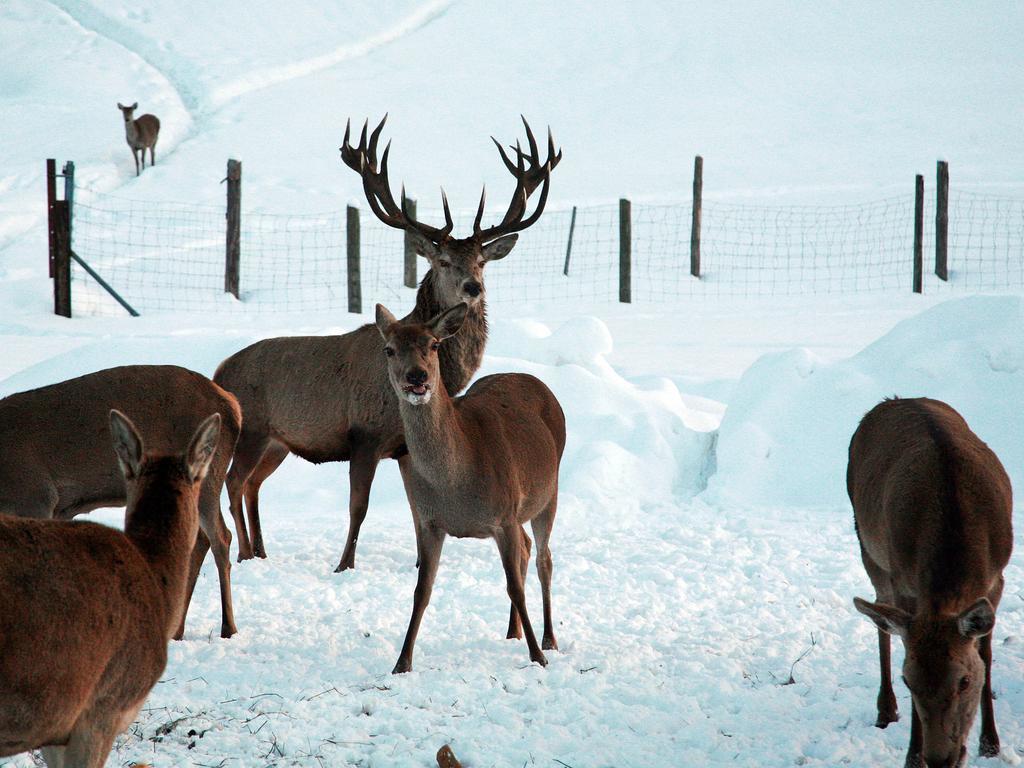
<box><xmin>463</xmin><ymin>281</ymin><xmax>481</xmax><ymax>298</ymax></box>
<box><xmin>406</xmin><ymin>369</ymin><xmax>428</xmax><ymax>386</ymax></box>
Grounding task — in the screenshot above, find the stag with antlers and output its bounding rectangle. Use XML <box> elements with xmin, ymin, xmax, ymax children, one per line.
<box><xmin>213</xmin><ymin>116</ymin><xmax>560</xmax><ymax>573</ymax></box>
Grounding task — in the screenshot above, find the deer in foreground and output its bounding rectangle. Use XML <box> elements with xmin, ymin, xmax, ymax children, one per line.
<box><xmin>214</xmin><ymin>115</ymin><xmax>560</xmax><ymax>570</ymax></box>
<box><xmin>849</xmin><ymin>397</ymin><xmax>1012</xmax><ymax>768</ymax></box>
<box><xmin>0</xmin><ymin>365</ymin><xmax>242</xmax><ymax>639</ymax></box>
<box><xmin>0</xmin><ymin>409</ymin><xmax>220</xmax><ymax>768</ymax></box>
<box><xmin>376</xmin><ymin>302</ymin><xmax>565</xmax><ymax>673</ymax></box>
<box><xmin>117</xmin><ymin>101</ymin><xmax>160</xmax><ymax>176</ymax></box>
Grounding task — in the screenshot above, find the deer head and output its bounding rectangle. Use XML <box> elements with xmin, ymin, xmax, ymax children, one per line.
<box><xmin>341</xmin><ymin>116</ymin><xmax>560</xmax><ymax>309</ymax></box>
<box><xmin>854</xmin><ymin>596</ymin><xmax>996</xmax><ymax>768</ymax></box>
<box><xmin>117</xmin><ymin>102</ymin><xmax>139</xmax><ymax>122</ymax></box>
<box><xmin>375</xmin><ymin>302</ymin><xmax>468</xmax><ymax>405</ymax></box>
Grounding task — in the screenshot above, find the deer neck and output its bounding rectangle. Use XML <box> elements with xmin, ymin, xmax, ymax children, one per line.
<box><xmin>124</xmin><ymin>118</ymin><xmax>139</xmax><ymax>143</ymax></box>
<box><xmin>409</xmin><ymin>270</ymin><xmax>487</xmax><ymax>396</ymax></box>
<box><xmin>123</xmin><ymin>476</ymin><xmax>200</xmax><ymax>637</ymax></box>
<box><xmin>398</xmin><ymin>384</ymin><xmax>469</xmax><ymax>486</ymax></box>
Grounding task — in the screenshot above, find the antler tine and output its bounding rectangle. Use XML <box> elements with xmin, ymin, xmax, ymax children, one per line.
<box><xmin>339</xmin><ymin>116</ymin><xmax>453</xmax><ymax>242</ymax></box>
<box><xmin>521</xmin><ymin>115</ymin><xmax>540</xmax><ymax>166</ymax></box>
<box><xmin>492</xmin><ymin>136</ymin><xmax>519</xmax><ymax>176</ymax></box>
<box><xmin>440</xmin><ymin>189</ymin><xmax>454</xmax><ymax>236</ymax></box>
<box><xmin>472</xmin><ymin>186</ymin><xmax>487</xmax><ymax>236</ymax></box>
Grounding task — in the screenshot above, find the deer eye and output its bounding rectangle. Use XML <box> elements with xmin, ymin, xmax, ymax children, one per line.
<box><xmin>430</xmin><ymin>341</ymin><xmax>440</xmax><ymax>351</ymax></box>
<box><xmin>384</xmin><ymin>347</ymin><xmax>395</xmax><ymax>357</ymax></box>
<box><xmin>958</xmin><ymin>675</ymin><xmax>970</xmax><ymax>692</ymax></box>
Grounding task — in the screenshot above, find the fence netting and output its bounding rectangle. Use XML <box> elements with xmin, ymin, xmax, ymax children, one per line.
<box><xmin>69</xmin><ymin>183</ymin><xmax>1024</xmax><ymax>316</ymax></box>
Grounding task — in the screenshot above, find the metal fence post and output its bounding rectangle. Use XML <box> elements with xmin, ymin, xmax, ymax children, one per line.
<box><xmin>347</xmin><ymin>205</ymin><xmax>361</xmax><ymax>313</ymax></box>
<box><xmin>619</xmin><ymin>198</ymin><xmax>631</xmax><ymax>303</ymax></box>
<box><xmin>690</xmin><ymin>155</ymin><xmax>703</xmax><ymax>278</ymax></box>
<box><xmin>563</xmin><ymin>205</ymin><xmax>577</xmax><ymax>276</ymax></box>
<box><xmin>913</xmin><ymin>174</ymin><xmax>924</xmax><ymax>293</ymax></box>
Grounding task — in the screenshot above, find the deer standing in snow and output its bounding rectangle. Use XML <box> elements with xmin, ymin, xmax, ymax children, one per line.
<box><xmin>376</xmin><ymin>302</ymin><xmax>565</xmax><ymax>673</ymax></box>
<box><xmin>214</xmin><ymin>116</ymin><xmax>560</xmax><ymax>572</ymax></box>
<box><xmin>850</xmin><ymin>397</ymin><xmax>1012</xmax><ymax>768</ymax></box>
<box><xmin>0</xmin><ymin>410</ymin><xmax>220</xmax><ymax>768</ymax></box>
<box><xmin>117</xmin><ymin>101</ymin><xmax>160</xmax><ymax>176</ymax></box>
<box><xmin>0</xmin><ymin>365</ymin><xmax>242</xmax><ymax>639</ymax></box>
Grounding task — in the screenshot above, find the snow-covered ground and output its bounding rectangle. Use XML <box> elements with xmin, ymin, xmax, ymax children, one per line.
<box><xmin>3</xmin><ymin>2</ymin><xmax>1024</xmax><ymax>767</ymax></box>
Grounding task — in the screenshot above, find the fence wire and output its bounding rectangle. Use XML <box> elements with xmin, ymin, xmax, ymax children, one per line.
<box><xmin>68</xmin><ymin>183</ymin><xmax>1024</xmax><ymax>317</ymax></box>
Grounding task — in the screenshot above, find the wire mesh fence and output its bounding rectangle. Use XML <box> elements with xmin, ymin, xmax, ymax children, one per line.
<box><xmin>66</xmin><ymin>179</ymin><xmax>1024</xmax><ymax>317</ymax></box>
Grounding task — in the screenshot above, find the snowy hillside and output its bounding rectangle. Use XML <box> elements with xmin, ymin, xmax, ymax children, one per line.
<box><xmin>2</xmin><ymin>1</ymin><xmax>1024</xmax><ymax>767</ymax></box>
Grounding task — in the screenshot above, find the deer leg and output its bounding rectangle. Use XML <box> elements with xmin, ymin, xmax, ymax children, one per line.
<box><xmin>495</xmin><ymin>524</ymin><xmax>547</xmax><ymax>667</ymax></box>
<box><xmin>40</xmin><ymin>746</ymin><xmax>65</xmax><ymax>768</ymax></box>
<box><xmin>243</xmin><ymin>442</ymin><xmax>289</xmax><ymax>559</ymax></box>
<box><xmin>398</xmin><ymin>454</ymin><xmax>423</xmax><ymax>568</ymax></box>
<box><xmin>225</xmin><ymin>431</ymin><xmax>272</xmax><ymax>561</ymax></box>
<box><xmin>978</xmin><ymin>631</ymin><xmax>999</xmax><ymax>757</ymax></box>
<box><xmin>132</xmin><ymin>148</ymin><xmax>140</xmax><ymax>176</ymax></box>
<box><xmin>206</xmin><ymin>508</ymin><xmax>237</xmax><ymax>638</ymax></box>
<box><xmin>393</xmin><ymin>523</ymin><xmax>445</xmax><ymax>674</ymax></box>
<box><xmin>506</xmin><ymin>528</ymin><xmax>531</xmax><ymax>640</ymax></box>
<box><xmin>336</xmin><ymin>451</ymin><xmax>379</xmax><ymax>572</ymax></box>
<box><xmin>62</xmin><ymin>715</ymin><xmax>119</xmax><ymax>768</ymax></box>
<box><xmin>174</xmin><ymin>531</ymin><xmax>209</xmax><ymax>640</ymax></box>
<box><xmin>875</xmin><ymin>628</ymin><xmax>899</xmax><ymax>727</ymax></box>
<box><xmin>150</xmin><ymin>144</ymin><xmax>156</xmax><ymax>167</ymax></box>
<box><xmin>531</xmin><ymin>497</ymin><xmax>558</xmax><ymax>651</ymax></box>
<box><xmin>904</xmin><ymin>700</ymin><xmax>924</xmax><ymax>768</ymax></box>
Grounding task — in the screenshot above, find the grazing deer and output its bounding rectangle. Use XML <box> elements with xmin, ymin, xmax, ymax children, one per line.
<box><xmin>117</xmin><ymin>101</ymin><xmax>160</xmax><ymax>176</ymax></box>
<box><xmin>0</xmin><ymin>365</ymin><xmax>242</xmax><ymax>639</ymax></box>
<box><xmin>376</xmin><ymin>302</ymin><xmax>565</xmax><ymax>673</ymax></box>
<box><xmin>0</xmin><ymin>409</ymin><xmax>220</xmax><ymax>768</ymax></box>
<box><xmin>214</xmin><ymin>116</ymin><xmax>560</xmax><ymax>570</ymax></box>
<box><xmin>849</xmin><ymin>397</ymin><xmax>1012</xmax><ymax>768</ymax></box>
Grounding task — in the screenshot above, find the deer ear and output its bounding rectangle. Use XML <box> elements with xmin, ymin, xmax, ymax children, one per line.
<box><xmin>409</xmin><ymin>232</ymin><xmax>440</xmax><ymax>260</ymax></box>
<box><xmin>482</xmin><ymin>234</ymin><xmax>518</xmax><ymax>262</ymax></box>
<box><xmin>130</xmin><ymin>102</ymin><xmax>138</xmax><ymax>110</ymax></box>
<box><xmin>109</xmin><ymin>409</ymin><xmax>144</xmax><ymax>480</ymax></box>
<box><xmin>117</xmin><ymin>102</ymin><xmax>125</xmax><ymax>110</ymax></box>
<box><xmin>375</xmin><ymin>303</ymin><xmax>398</xmax><ymax>339</ymax></box>
<box><xmin>958</xmin><ymin>598</ymin><xmax>996</xmax><ymax>639</ymax></box>
<box><xmin>186</xmin><ymin>413</ymin><xmax>221</xmax><ymax>483</ymax></box>
<box><xmin>429</xmin><ymin>302</ymin><xmax>469</xmax><ymax>340</ymax></box>
<box><xmin>854</xmin><ymin>597</ymin><xmax>911</xmax><ymax>638</ymax></box>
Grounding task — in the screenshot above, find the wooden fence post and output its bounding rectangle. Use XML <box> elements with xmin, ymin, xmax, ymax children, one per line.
<box><xmin>225</xmin><ymin>159</ymin><xmax>241</xmax><ymax>299</ymax></box>
<box><xmin>690</xmin><ymin>155</ymin><xmax>703</xmax><ymax>278</ymax></box>
<box><xmin>563</xmin><ymin>205</ymin><xmax>577</xmax><ymax>276</ymax></box>
<box><xmin>53</xmin><ymin>198</ymin><xmax>71</xmax><ymax>317</ymax></box>
<box><xmin>46</xmin><ymin>159</ymin><xmax>57</xmax><ymax>278</ymax></box>
<box><xmin>403</xmin><ymin>198</ymin><xmax>417</xmax><ymax>288</ymax></box>
<box><xmin>913</xmin><ymin>174</ymin><xmax>924</xmax><ymax>294</ymax></box>
<box><xmin>619</xmin><ymin>198</ymin><xmax>631</xmax><ymax>303</ymax></box>
<box><xmin>347</xmin><ymin>205</ymin><xmax>361</xmax><ymax>313</ymax></box>
<box><xmin>935</xmin><ymin>160</ymin><xmax>949</xmax><ymax>281</ymax></box>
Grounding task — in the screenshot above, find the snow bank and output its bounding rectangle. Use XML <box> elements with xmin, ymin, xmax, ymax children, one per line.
<box><xmin>707</xmin><ymin>295</ymin><xmax>1024</xmax><ymax>507</ymax></box>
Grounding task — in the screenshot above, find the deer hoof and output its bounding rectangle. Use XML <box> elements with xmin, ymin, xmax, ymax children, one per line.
<box><xmin>542</xmin><ymin>635</ymin><xmax>558</xmax><ymax>651</ymax></box>
<box><xmin>979</xmin><ymin>734</ymin><xmax>1000</xmax><ymax>758</ymax></box>
<box><xmin>531</xmin><ymin>651</ymin><xmax>549</xmax><ymax>668</ymax></box>
<box><xmin>220</xmin><ymin>623</ymin><xmax>237</xmax><ymax>639</ymax></box>
<box><xmin>392</xmin><ymin>658</ymin><xmax>412</xmax><ymax>675</ymax></box>
<box><xmin>334</xmin><ymin>560</ymin><xmax>354</xmax><ymax>573</ymax></box>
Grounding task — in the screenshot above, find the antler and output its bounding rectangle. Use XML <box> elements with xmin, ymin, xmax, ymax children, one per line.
<box><xmin>473</xmin><ymin>116</ymin><xmax>562</xmax><ymax>243</ymax></box>
<box><xmin>340</xmin><ymin>115</ymin><xmax>454</xmax><ymax>243</ymax></box>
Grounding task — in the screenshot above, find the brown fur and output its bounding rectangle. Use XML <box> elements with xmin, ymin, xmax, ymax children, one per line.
<box><xmin>0</xmin><ymin>410</ymin><xmax>220</xmax><ymax>768</ymax></box>
<box><xmin>377</xmin><ymin>303</ymin><xmax>566</xmax><ymax>673</ymax></box>
<box><xmin>215</xmin><ymin>262</ymin><xmax>501</xmax><ymax>570</ymax></box>
<box><xmin>117</xmin><ymin>102</ymin><xmax>160</xmax><ymax>176</ymax></box>
<box><xmin>849</xmin><ymin>397</ymin><xmax>1012</xmax><ymax>768</ymax></box>
<box><xmin>0</xmin><ymin>365</ymin><xmax>242</xmax><ymax>639</ymax></box>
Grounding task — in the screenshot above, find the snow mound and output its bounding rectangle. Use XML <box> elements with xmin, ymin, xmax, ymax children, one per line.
<box><xmin>485</xmin><ymin>316</ymin><xmax>715</xmax><ymax>504</ymax></box>
<box><xmin>706</xmin><ymin>295</ymin><xmax>1024</xmax><ymax>507</ymax></box>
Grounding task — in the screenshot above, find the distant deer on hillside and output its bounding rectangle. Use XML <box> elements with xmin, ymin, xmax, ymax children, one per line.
<box><xmin>376</xmin><ymin>302</ymin><xmax>565</xmax><ymax>673</ymax></box>
<box><xmin>849</xmin><ymin>397</ymin><xmax>1012</xmax><ymax>768</ymax></box>
<box><xmin>0</xmin><ymin>365</ymin><xmax>243</xmax><ymax>639</ymax></box>
<box><xmin>214</xmin><ymin>116</ymin><xmax>561</xmax><ymax>571</ymax></box>
<box><xmin>117</xmin><ymin>101</ymin><xmax>160</xmax><ymax>176</ymax></box>
<box><xmin>0</xmin><ymin>409</ymin><xmax>220</xmax><ymax>768</ymax></box>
